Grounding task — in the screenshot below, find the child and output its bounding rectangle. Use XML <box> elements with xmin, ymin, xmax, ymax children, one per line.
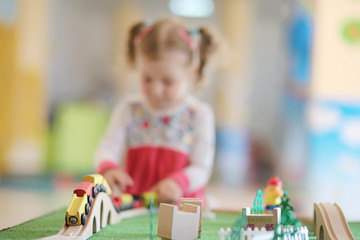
<box><xmin>94</xmin><ymin>19</ymin><xmax>219</xmax><ymax>203</ymax></box>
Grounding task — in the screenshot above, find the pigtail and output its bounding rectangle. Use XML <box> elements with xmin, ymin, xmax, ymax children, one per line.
<box><xmin>198</xmin><ymin>26</ymin><xmax>219</xmax><ymax>81</ymax></box>
<box><xmin>127</xmin><ymin>21</ymin><xmax>145</xmax><ymax>67</ymax></box>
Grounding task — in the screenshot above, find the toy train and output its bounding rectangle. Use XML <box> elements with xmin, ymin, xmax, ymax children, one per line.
<box><xmin>110</xmin><ymin>191</ymin><xmax>157</xmax><ymax>212</ymax></box>
<box><xmin>65</xmin><ymin>174</ymin><xmax>157</xmax><ymax>226</ymax></box>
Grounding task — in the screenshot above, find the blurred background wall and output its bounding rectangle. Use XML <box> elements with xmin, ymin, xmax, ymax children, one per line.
<box><xmin>306</xmin><ymin>0</ymin><xmax>360</xmax><ymax>216</ymax></box>
<box><xmin>0</xmin><ymin>0</ymin><xmax>48</xmax><ymax>175</ymax></box>
<box><xmin>1</xmin><ymin>0</ymin><xmax>360</xmax><ymax>218</ymax></box>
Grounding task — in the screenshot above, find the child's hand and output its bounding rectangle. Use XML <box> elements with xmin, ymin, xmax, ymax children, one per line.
<box><xmin>103</xmin><ymin>168</ymin><xmax>134</xmax><ymax>192</ymax></box>
<box><xmin>151</xmin><ymin>178</ymin><xmax>182</xmax><ymax>203</ymax></box>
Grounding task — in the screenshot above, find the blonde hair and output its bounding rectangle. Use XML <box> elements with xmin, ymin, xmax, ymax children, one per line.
<box><xmin>127</xmin><ymin>18</ymin><xmax>219</xmax><ymax>84</ymax></box>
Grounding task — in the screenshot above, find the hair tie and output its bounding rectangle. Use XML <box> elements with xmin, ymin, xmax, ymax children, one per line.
<box><xmin>177</xmin><ymin>29</ymin><xmax>196</xmax><ymax>51</ymax></box>
<box><xmin>189</xmin><ymin>28</ymin><xmax>199</xmax><ymax>36</ymax></box>
<box><xmin>143</xmin><ymin>19</ymin><xmax>153</xmax><ymax>26</ymax></box>
<box><xmin>134</xmin><ymin>25</ymin><xmax>154</xmax><ymax>44</ymax></box>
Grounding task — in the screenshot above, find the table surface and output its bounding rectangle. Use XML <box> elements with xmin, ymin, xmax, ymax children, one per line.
<box><xmin>0</xmin><ymin>183</ymin><xmax>259</xmax><ymax>230</ymax></box>
<box><xmin>1</xmin><ymin>177</ymin><xmax>359</xmax><ymax>239</ymax></box>
<box><xmin>1</xmin><ymin>208</ymin><xmax>360</xmax><ymax>240</ymax></box>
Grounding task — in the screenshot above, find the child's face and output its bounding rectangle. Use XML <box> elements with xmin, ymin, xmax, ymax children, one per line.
<box><xmin>137</xmin><ymin>50</ymin><xmax>195</xmax><ymax>110</ymax></box>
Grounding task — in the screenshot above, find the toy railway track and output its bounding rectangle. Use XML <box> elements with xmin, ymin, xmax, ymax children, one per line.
<box><xmin>40</xmin><ymin>174</ymin><xmax>155</xmax><ymax>240</ymax></box>
<box><xmin>41</xmin><ymin>192</ymin><xmax>149</xmax><ymax>240</ymax></box>
<box><xmin>314</xmin><ymin>202</ymin><xmax>355</xmax><ymax>240</ymax></box>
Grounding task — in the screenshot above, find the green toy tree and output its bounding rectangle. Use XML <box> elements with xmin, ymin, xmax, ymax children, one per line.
<box><xmin>149</xmin><ymin>197</ymin><xmax>154</xmax><ymax>240</ymax></box>
<box><xmin>279</xmin><ymin>190</ymin><xmax>301</xmax><ymax>227</ymax></box>
<box><xmin>229</xmin><ymin>208</ymin><xmax>247</xmax><ymax>240</ymax></box>
<box><xmin>251</xmin><ymin>189</ymin><xmax>264</xmax><ymax>214</ymax></box>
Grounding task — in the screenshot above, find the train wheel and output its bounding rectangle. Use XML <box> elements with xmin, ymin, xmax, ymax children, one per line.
<box><xmin>88</xmin><ymin>195</ymin><xmax>93</xmax><ymax>206</ymax></box>
<box><xmin>93</xmin><ymin>185</ymin><xmax>98</xmax><ymax>197</ymax></box>
<box><xmin>94</xmin><ymin>184</ymin><xmax>100</xmax><ymax>196</ymax></box>
<box><xmin>65</xmin><ymin>214</ymin><xmax>68</xmax><ymax>226</ymax></box>
<box><xmin>100</xmin><ymin>184</ymin><xmax>106</xmax><ymax>193</ymax></box>
<box><xmin>81</xmin><ymin>213</ymin><xmax>87</xmax><ymax>225</ymax></box>
<box><xmin>85</xmin><ymin>203</ymin><xmax>90</xmax><ymax>215</ymax></box>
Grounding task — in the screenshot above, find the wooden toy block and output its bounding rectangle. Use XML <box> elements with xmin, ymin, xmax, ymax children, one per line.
<box><xmin>158</xmin><ymin>203</ymin><xmax>176</xmax><ymax>239</ymax></box>
<box><xmin>243</xmin><ymin>207</ymin><xmax>280</xmax><ymax>231</ymax></box>
<box><xmin>179</xmin><ymin>198</ymin><xmax>203</xmax><ymax>238</ymax></box>
<box><xmin>158</xmin><ymin>203</ymin><xmax>200</xmax><ymax>240</ymax></box>
<box><xmin>314</xmin><ymin>202</ymin><xmax>355</xmax><ymax>240</ymax></box>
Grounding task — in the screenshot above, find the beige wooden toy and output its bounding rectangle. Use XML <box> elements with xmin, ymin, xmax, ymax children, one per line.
<box><xmin>314</xmin><ymin>202</ymin><xmax>355</xmax><ymax>240</ymax></box>
<box><xmin>179</xmin><ymin>198</ymin><xmax>203</xmax><ymax>238</ymax></box>
<box><xmin>157</xmin><ymin>201</ymin><xmax>201</xmax><ymax>240</ymax></box>
<box><xmin>243</xmin><ymin>207</ymin><xmax>280</xmax><ymax>231</ymax></box>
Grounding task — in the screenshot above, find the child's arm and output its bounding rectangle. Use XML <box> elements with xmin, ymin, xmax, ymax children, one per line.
<box><xmin>94</xmin><ymin>98</ymin><xmax>134</xmax><ymax>191</ymax></box>
<box><xmin>102</xmin><ymin>167</ymin><xmax>134</xmax><ymax>192</ymax></box>
<box><xmin>151</xmin><ymin>178</ymin><xmax>182</xmax><ymax>203</ymax></box>
<box><xmin>175</xmin><ymin>103</ymin><xmax>215</xmax><ymax>191</ymax></box>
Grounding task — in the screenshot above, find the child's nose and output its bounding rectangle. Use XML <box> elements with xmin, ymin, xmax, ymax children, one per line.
<box><xmin>150</xmin><ymin>81</ymin><xmax>163</xmax><ymax>97</ymax></box>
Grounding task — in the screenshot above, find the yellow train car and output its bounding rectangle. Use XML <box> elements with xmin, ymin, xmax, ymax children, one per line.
<box><xmin>120</xmin><ymin>193</ymin><xmax>134</xmax><ymax>205</ymax></box>
<box><xmin>65</xmin><ymin>194</ymin><xmax>90</xmax><ymax>225</ymax></box>
<box><xmin>112</xmin><ymin>193</ymin><xmax>134</xmax><ymax>210</ymax></box>
<box><xmin>141</xmin><ymin>192</ymin><xmax>158</xmax><ymax>207</ymax></box>
<box><xmin>83</xmin><ymin>174</ymin><xmax>112</xmax><ymax>196</ymax></box>
<box><xmin>64</xmin><ymin>174</ymin><xmax>113</xmax><ymax>226</ymax></box>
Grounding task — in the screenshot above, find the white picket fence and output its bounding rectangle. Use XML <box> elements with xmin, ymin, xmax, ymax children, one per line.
<box><xmin>218</xmin><ymin>227</ymin><xmax>273</xmax><ymax>240</ymax></box>
<box><xmin>218</xmin><ymin>226</ymin><xmax>309</xmax><ymax>240</ymax></box>
<box><xmin>277</xmin><ymin>226</ymin><xmax>309</xmax><ymax>240</ymax></box>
